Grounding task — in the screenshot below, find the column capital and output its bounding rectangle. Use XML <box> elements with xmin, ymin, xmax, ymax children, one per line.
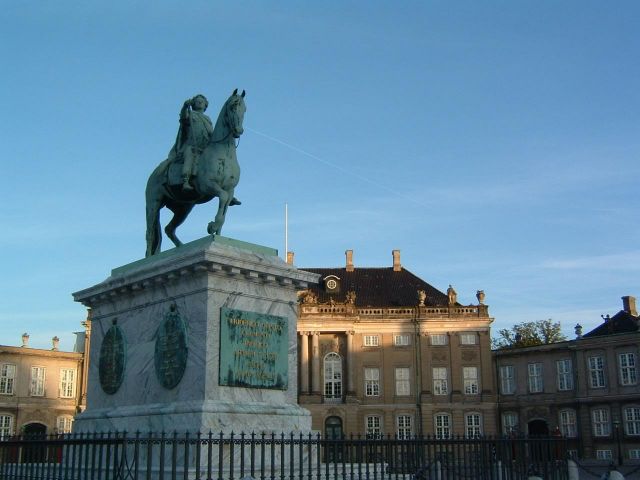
<box><xmin>347</xmin><ymin>330</ymin><xmax>355</xmax><ymax>336</ymax></box>
<box><xmin>312</xmin><ymin>331</ymin><xmax>321</xmax><ymax>336</ymax></box>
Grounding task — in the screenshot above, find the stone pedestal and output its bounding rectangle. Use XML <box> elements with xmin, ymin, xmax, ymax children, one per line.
<box><xmin>72</xmin><ymin>236</ymin><xmax>318</xmax><ymax>434</ymax></box>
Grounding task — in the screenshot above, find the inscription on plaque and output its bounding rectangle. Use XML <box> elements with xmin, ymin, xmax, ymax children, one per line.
<box><xmin>154</xmin><ymin>304</ymin><xmax>188</xmax><ymax>389</ymax></box>
<box><xmin>99</xmin><ymin>320</ymin><xmax>126</xmax><ymax>395</ymax></box>
<box><xmin>219</xmin><ymin>307</ymin><xmax>288</xmax><ymax>390</ymax></box>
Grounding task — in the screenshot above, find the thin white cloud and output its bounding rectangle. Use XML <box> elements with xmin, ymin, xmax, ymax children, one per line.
<box><xmin>541</xmin><ymin>251</ymin><xmax>640</xmax><ymax>271</ymax></box>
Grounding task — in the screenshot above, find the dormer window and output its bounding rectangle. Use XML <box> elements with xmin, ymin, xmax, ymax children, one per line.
<box><xmin>324</xmin><ymin>275</ymin><xmax>340</xmax><ymax>293</ymax></box>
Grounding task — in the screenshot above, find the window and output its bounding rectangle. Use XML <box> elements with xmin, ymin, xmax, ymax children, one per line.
<box><xmin>396</xmin><ymin>415</ymin><xmax>412</xmax><ymax>439</ymax></box>
<box><xmin>499</xmin><ymin>366</ymin><xmax>515</xmax><ymax>395</ymax></box>
<box><xmin>624</xmin><ymin>407</ymin><xmax>640</xmax><ymax>435</ymax></box>
<box><xmin>56</xmin><ymin>416</ymin><xmax>73</xmax><ymax>434</ymax></box>
<box><xmin>60</xmin><ymin>368</ymin><xmax>76</xmax><ymax>398</ymax></box>
<box><xmin>395</xmin><ymin>367</ymin><xmax>410</xmax><ymax>396</ymax></box>
<box><xmin>364</xmin><ymin>335</ymin><xmax>379</xmax><ymax>347</ymax></box>
<box><xmin>30</xmin><ymin>366</ymin><xmax>46</xmax><ymax>396</ymax></box>
<box><xmin>433</xmin><ymin>367</ymin><xmax>448</xmax><ymax>395</ymax></box>
<box><xmin>559</xmin><ymin>409</ymin><xmax>577</xmax><ymax>438</ymax></box>
<box><xmin>366</xmin><ymin>416</ymin><xmax>381</xmax><ymax>439</ymax></box>
<box><xmin>502</xmin><ymin>412</ymin><xmax>518</xmax><ymax>435</ymax></box>
<box><xmin>323</xmin><ymin>353</ymin><xmax>342</xmax><ymax>399</ymax></box>
<box><xmin>619</xmin><ymin>353</ymin><xmax>637</xmax><ymax>386</ymax></box>
<box><xmin>588</xmin><ymin>356</ymin><xmax>605</xmax><ymax>388</ymax></box>
<box><xmin>596</xmin><ymin>450</ymin><xmax>612</xmax><ymax>461</ymax></box>
<box><xmin>592</xmin><ymin>408</ymin><xmax>610</xmax><ymax>437</ymax></box>
<box><xmin>430</xmin><ymin>334</ymin><xmax>447</xmax><ymax>346</ymax></box>
<box><xmin>0</xmin><ymin>364</ymin><xmax>16</xmax><ymax>395</ymax></box>
<box><xmin>365</xmin><ymin>368</ymin><xmax>380</xmax><ymax>396</ymax></box>
<box><xmin>630</xmin><ymin>449</ymin><xmax>640</xmax><ymax>460</ymax></box>
<box><xmin>460</xmin><ymin>333</ymin><xmax>476</xmax><ymax>345</ymax></box>
<box><xmin>528</xmin><ymin>363</ymin><xmax>543</xmax><ymax>393</ymax></box>
<box><xmin>465</xmin><ymin>413</ymin><xmax>482</xmax><ymax>438</ymax></box>
<box><xmin>434</xmin><ymin>413</ymin><xmax>451</xmax><ymax>439</ymax></box>
<box><xmin>556</xmin><ymin>359</ymin><xmax>573</xmax><ymax>391</ymax></box>
<box><xmin>0</xmin><ymin>415</ymin><xmax>13</xmax><ymax>439</ymax></box>
<box><xmin>394</xmin><ymin>334</ymin><xmax>410</xmax><ymax>346</ymax></box>
<box><xmin>463</xmin><ymin>367</ymin><xmax>479</xmax><ymax>394</ymax></box>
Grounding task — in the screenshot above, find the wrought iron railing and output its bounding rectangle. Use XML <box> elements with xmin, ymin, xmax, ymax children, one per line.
<box><xmin>0</xmin><ymin>432</ymin><xmax>569</xmax><ymax>480</ymax></box>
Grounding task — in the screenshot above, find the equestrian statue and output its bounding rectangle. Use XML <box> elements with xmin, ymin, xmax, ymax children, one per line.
<box><xmin>145</xmin><ymin>89</ymin><xmax>246</xmax><ymax>257</ymax></box>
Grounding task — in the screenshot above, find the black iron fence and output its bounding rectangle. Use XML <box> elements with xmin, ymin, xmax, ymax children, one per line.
<box><xmin>0</xmin><ymin>432</ymin><xmax>569</xmax><ymax>480</ymax></box>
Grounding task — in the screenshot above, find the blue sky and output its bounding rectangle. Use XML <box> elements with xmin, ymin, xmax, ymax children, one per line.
<box><xmin>1</xmin><ymin>1</ymin><xmax>639</xmax><ymax>351</ymax></box>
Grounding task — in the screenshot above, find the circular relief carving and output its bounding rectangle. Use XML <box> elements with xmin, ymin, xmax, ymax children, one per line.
<box><xmin>154</xmin><ymin>304</ymin><xmax>188</xmax><ymax>389</ymax></box>
<box><xmin>99</xmin><ymin>321</ymin><xmax>126</xmax><ymax>395</ymax></box>
<box><xmin>326</xmin><ymin>279</ymin><xmax>337</xmax><ymax>290</ymax></box>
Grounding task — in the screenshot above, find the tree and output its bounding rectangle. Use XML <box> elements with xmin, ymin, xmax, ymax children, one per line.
<box><xmin>492</xmin><ymin>319</ymin><xmax>567</xmax><ymax>349</ymax></box>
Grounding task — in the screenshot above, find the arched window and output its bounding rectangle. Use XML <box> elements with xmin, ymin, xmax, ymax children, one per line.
<box><xmin>324</xmin><ymin>352</ymin><xmax>342</xmax><ymax>400</ymax></box>
<box><xmin>325</xmin><ymin>416</ymin><xmax>343</xmax><ymax>439</ymax></box>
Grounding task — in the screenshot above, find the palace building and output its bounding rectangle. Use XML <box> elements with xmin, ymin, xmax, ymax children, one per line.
<box><xmin>0</xmin><ymin>321</ymin><xmax>90</xmax><ymax>438</ymax></box>
<box><xmin>294</xmin><ymin>249</ymin><xmax>497</xmax><ymax>439</ymax></box>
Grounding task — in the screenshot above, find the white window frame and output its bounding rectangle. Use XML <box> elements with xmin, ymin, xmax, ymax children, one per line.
<box><xmin>30</xmin><ymin>366</ymin><xmax>46</xmax><ymax>396</ymax></box>
<box><xmin>395</xmin><ymin>367</ymin><xmax>410</xmax><ymax>396</ymax></box>
<box><xmin>624</xmin><ymin>406</ymin><xmax>640</xmax><ymax>436</ymax></box>
<box><xmin>323</xmin><ymin>353</ymin><xmax>342</xmax><ymax>399</ymax></box>
<box><xmin>499</xmin><ymin>365</ymin><xmax>515</xmax><ymax>395</ymax></box>
<box><xmin>434</xmin><ymin>413</ymin><xmax>451</xmax><ymax>439</ymax></box>
<box><xmin>629</xmin><ymin>449</ymin><xmax>640</xmax><ymax>460</ymax></box>
<box><xmin>366</xmin><ymin>415</ymin><xmax>382</xmax><ymax>439</ymax></box>
<box><xmin>556</xmin><ymin>359</ymin><xmax>573</xmax><ymax>391</ymax></box>
<box><xmin>619</xmin><ymin>353</ymin><xmax>637</xmax><ymax>386</ymax></box>
<box><xmin>364</xmin><ymin>367</ymin><xmax>380</xmax><ymax>397</ymax></box>
<box><xmin>0</xmin><ymin>414</ymin><xmax>14</xmax><ymax>439</ymax></box>
<box><xmin>430</xmin><ymin>334</ymin><xmax>447</xmax><ymax>346</ymax></box>
<box><xmin>0</xmin><ymin>364</ymin><xmax>16</xmax><ymax>395</ymax></box>
<box><xmin>502</xmin><ymin>412</ymin><xmax>518</xmax><ymax>435</ymax></box>
<box><xmin>592</xmin><ymin>408</ymin><xmax>610</xmax><ymax>437</ymax></box>
<box><xmin>363</xmin><ymin>335</ymin><xmax>379</xmax><ymax>347</ymax></box>
<box><xmin>528</xmin><ymin>363</ymin><xmax>543</xmax><ymax>393</ymax></box>
<box><xmin>60</xmin><ymin>368</ymin><xmax>77</xmax><ymax>399</ymax></box>
<box><xmin>588</xmin><ymin>356</ymin><xmax>605</xmax><ymax>388</ymax></box>
<box><xmin>559</xmin><ymin>409</ymin><xmax>577</xmax><ymax>438</ymax></box>
<box><xmin>463</xmin><ymin>366</ymin><xmax>479</xmax><ymax>395</ymax></box>
<box><xmin>460</xmin><ymin>333</ymin><xmax>477</xmax><ymax>345</ymax></box>
<box><xmin>56</xmin><ymin>415</ymin><xmax>74</xmax><ymax>434</ymax></box>
<box><xmin>433</xmin><ymin>367</ymin><xmax>448</xmax><ymax>395</ymax></box>
<box><xmin>465</xmin><ymin>413</ymin><xmax>482</xmax><ymax>438</ymax></box>
<box><xmin>393</xmin><ymin>334</ymin><xmax>410</xmax><ymax>346</ymax></box>
<box><xmin>596</xmin><ymin>450</ymin><xmax>612</xmax><ymax>461</ymax></box>
<box><xmin>396</xmin><ymin>415</ymin><xmax>412</xmax><ymax>439</ymax></box>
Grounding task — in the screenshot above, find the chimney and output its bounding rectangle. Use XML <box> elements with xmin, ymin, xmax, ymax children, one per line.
<box><xmin>21</xmin><ymin>333</ymin><xmax>29</xmax><ymax>348</ymax></box>
<box><xmin>345</xmin><ymin>250</ymin><xmax>354</xmax><ymax>272</ymax></box>
<box><xmin>286</xmin><ymin>251</ymin><xmax>295</xmax><ymax>265</ymax></box>
<box><xmin>392</xmin><ymin>250</ymin><xmax>401</xmax><ymax>272</ymax></box>
<box><xmin>52</xmin><ymin>336</ymin><xmax>60</xmax><ymax>351</ymax></box>
<box><xmin>622</xmin><ymin>296</ymin><xmax>637</xmax><ymax>316</ymax></box>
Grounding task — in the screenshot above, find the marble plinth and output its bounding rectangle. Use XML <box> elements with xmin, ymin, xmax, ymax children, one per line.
<box><xmin>72</xmin><ymin>235</ymin><xmax>318</xmax><ymax>434</ymax></box>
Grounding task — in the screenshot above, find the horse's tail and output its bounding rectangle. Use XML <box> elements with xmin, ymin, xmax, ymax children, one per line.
<box><xmin>145</xmin><ymin>159</ymin><xmax>170</xmax><ymax>257</ymax></box>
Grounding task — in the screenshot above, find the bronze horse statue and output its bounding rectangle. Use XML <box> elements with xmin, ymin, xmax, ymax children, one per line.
<box><xmin>145</xmin><ymin>89</ymin><xmax>246</xmax><ymax>257</ymax></box>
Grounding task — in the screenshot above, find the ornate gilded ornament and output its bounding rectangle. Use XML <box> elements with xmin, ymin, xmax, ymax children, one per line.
<box><xmin>99</xmin><ymin>319</ymin><xmax>126</xmax><ymax>395</ymax></box>
<box><xmin>154</xmin><ymin>304</ymin><xmax>188</xmax><ymax>389</ymax></box>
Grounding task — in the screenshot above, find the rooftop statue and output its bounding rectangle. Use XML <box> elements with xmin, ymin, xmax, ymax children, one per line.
<box><xmin>145</xmin><ymin>89</ymin><xmax>246</xmax><ymax>257</ymax></box>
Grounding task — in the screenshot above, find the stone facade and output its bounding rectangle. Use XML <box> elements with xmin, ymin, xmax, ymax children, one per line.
<box><xmin>295</xmin><ymin>250</ymin><xmax>497</xmax><ymax>438</ymax></box>
<box><xmin>0</xmin><ymin>327</ymin><xmax>88</xmax><ymax>438</ymax></box>
<box><xmin>494</xmin><ymin>296</ymin><xmax>640</xmax><ymax>461</ymax></box>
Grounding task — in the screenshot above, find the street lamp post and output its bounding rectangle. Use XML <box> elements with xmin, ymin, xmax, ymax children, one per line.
<box><xmin>613</xmin><ymin>420</ymin><xmax>623</xmax><ymax>466</ymax></box>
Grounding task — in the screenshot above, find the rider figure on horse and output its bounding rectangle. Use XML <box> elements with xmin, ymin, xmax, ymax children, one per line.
<box><xmin>171</xmin><ymin>94</ymin><xmax>213</xmax><ymax>191</ymax></box>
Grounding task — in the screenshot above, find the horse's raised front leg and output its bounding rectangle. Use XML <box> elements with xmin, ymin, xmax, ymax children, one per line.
<box><xmin>207</xmin><ymin>189</ymin><xmax>230</xmax><ymax>236</ymax></box>
<box><xmin>165</xmin><ymin>204</ymin><xmax>194</xmax><ymax>248</ymax></box>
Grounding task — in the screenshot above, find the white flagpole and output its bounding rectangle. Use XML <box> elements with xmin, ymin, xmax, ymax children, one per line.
<box><xmin>284</xmin><ymin>203</ymin><xmax>288</xmax><ymax>261</ymax></box>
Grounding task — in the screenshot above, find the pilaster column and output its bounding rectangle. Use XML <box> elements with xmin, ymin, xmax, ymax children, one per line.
<box><xmin>311</xmin><ymin>332</ymin><xmax>321</xmax><ymax>395</ymax></box>
<box><xmin>300</xmin><ymin>332</ymin><xmax>309</xmax><ymax>394</ymax></box>
<box><xmin>347</xmin><ymin>331</ymin><xmax>355</xmax><ymax>394</ymax></box>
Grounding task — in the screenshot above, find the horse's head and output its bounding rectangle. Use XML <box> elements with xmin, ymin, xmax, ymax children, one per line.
<box><xmin>225</xmin><ymin>89</ymin><xmax>246</xmax><ymax>138</ymax></box>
